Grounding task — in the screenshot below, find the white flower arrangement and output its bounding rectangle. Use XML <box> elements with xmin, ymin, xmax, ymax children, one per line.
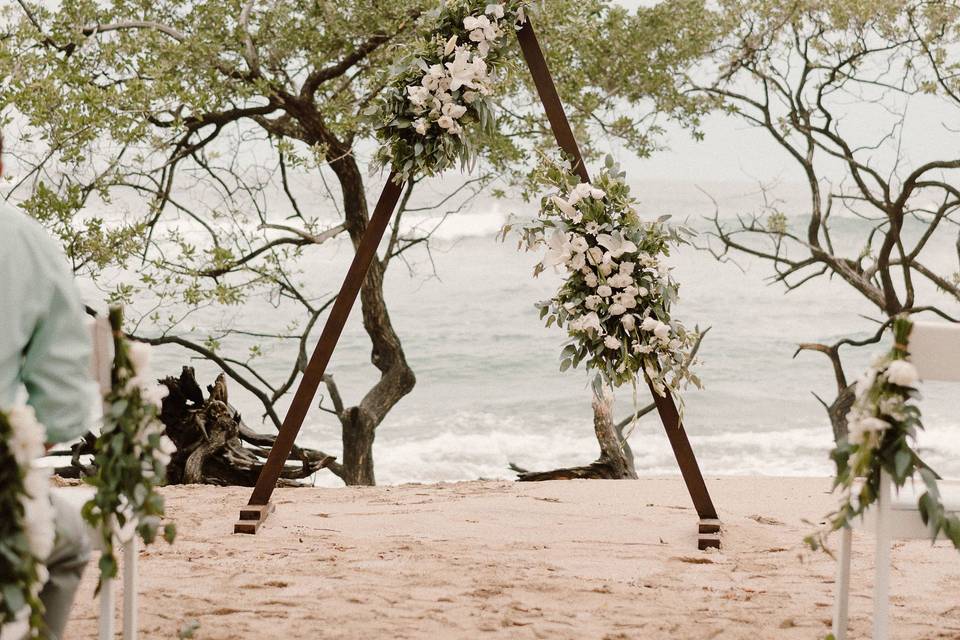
<box><xmin>807</xmin><ymin>315</ymin><xmax>960</xmax><ymax>552</ymax></box>
<box><xmin>1</xmin><ymin>405</ymin><xmax>55</xmax><ymax>638</ymax></box>
<box><xmin>82</xmin><ymin>307</ymin><xmax>176</xmax><ymax>589</ymax></box>
<box><xmin>368</xmin><ymin>0</ymin><xmax>527</xmax><ymax>180</ymax></box>
<box><xmin>503</xmin><ymin>156</ymin><xmax>702</xmax><ymax>398</ymax></box>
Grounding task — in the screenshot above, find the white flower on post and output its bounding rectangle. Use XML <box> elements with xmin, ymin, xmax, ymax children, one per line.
<box><xmin>568</xmin><ymin>182</ymin><xmax>606</xmax><ymax>204</ymax></box>
<box><xmin>885</xmin><ymin>360</ymin><xmax>919</xmax><ymax>387</ymax></box>
<box><xmin>7</xmin><ymin>405</ymin><xmax>45</xmax><ymax>466</ymax></box>
<box><xmin>446</xmin><ymin>49</ymin><xmax>478</xmax><ymax>91</ymax></box>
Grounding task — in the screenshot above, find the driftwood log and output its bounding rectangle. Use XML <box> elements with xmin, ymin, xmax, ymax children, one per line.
<box><xmin>54</xmin><ymin>367</ymin><xmax>335</xmax><ymax>486</ymax></box>
<box><xmin>511</xmin><ymin>391</ymin><xmax>640</xmax><ymax>481</ymax></box>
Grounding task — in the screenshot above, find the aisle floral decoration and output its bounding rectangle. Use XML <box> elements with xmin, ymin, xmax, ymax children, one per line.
<box><xmin>83</xmin><ymin>307</ymin><xmax>177</xmax><ymax>589</ymax></box>
<box><xmin>368</xmin><ymin>0</ymin><xmax>528</xmax><ymax>180</ymax></box>
<box><xmin>806</xmin><ymin>315</ymin><xmax>960</xmax><ymax>552</ymax></box>
<box><xmin>0</xmin><ymin>406</ymin><xmax>55</xmax><ymax>638</ymax></box>
<box><xmin>503</xmin><ymin>156</ymin><xmax>701</xmax><ymax>399</ymax></box>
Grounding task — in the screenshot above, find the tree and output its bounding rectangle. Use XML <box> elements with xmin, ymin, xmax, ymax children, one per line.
<box><xmin>633</xmin><ymin>0</ymin><xmax>960</xmax><ymax>440</ymax></box>
<box><xmin>0</xmin><ymin>0</ymin><xmax>714</xmax><ymax>483</ymax></box>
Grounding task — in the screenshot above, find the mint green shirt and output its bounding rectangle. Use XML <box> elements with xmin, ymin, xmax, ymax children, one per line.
<box><xmin>0</xmin><ymin>202</ymin><xmax>93</xmax><ymax>443</ymax></box>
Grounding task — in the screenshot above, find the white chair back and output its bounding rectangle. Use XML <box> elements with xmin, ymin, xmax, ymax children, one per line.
<box><xmin>909</xmin><ymin>321</ymin><xmax>960</xmax><ymax>382</ymax></box>
<box><xmin>88</xmin><ymin>316</ymin><xmax>114</xmax><ymax>397</ymax></box>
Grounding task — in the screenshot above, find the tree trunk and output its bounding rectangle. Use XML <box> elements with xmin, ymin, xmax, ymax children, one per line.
<box><xmin>829</xmin><ymin>383</ymin><xmax>856</xmax><ymax>444</ymax></box>
<box><xmin>322</xmin><ymin>150</ymin><xmax>416</xmax><ymax>486</ymax></box>
<box><xmin>340</xmin><ymin>408</ymin><xmax>376</xmax><ymax>485</ymax></box>
<box><xmin>513</xmin><ymin>390</ymin><xmax>639</xmax><ymax>481</ymax></box>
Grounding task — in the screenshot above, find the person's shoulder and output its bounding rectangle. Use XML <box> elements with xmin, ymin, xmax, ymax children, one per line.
<box><xmin>0</xmin><ymin>201</ymin><xmax>66</xmax><ymax>265</ymax></box>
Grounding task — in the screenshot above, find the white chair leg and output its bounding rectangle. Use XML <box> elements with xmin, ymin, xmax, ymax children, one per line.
<box><xmin>99</xmin><ymin>575</ymin><xmax>115</xmax><ymax>640</ymax></box>
<box><xmin>873</xmin><ymin>470</ymin><xmax>892</xmax><ymax>640</ymax></box>
<box><xmin>832</xmin><ymin>526</ymin><xmax>853</xmax><ymax>640</ymax></box>
<box><xmin>122</xmin><ymin>538</ymin><xmax>138</xmax><ymax>640</ymax></box>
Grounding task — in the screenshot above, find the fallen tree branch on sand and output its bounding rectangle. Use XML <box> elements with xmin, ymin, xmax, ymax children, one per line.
<box><xmin>54</xmin><ymin>367</ymin><xmax>335</xmax><ymax>486</ymax></box>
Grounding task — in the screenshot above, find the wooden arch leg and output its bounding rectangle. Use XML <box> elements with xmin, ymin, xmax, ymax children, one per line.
<box><xmin>235</xmin><ymin>174</ymin><xmax>404</xmax><ymax>534</ymax></box>
<box><xmin>516</xmin><ymin>19</ymin><xmax>721</xmax><ymax>549</ymax></box>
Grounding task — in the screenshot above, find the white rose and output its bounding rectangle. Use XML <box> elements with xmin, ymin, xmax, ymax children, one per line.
<box><xmin>621</xmin><ymin>315</ymin><xmax>637</xmax><ymax>331</ymax></box>
<box><xmin>584</xmin><ymin>272</ymin><xmax>598</xmax><ymax>288</ymax></box>
<box><xmin>596</xmin><ymin>285</ymin><xmax>612</xmax><ymax>297</ymax></box>
<box><xmin>587</xmin><ymin>246</ymin><xmax>604</xmax><ymax>265</ymax></box>
<box><xmin>884</xmin><ymin>360</ymin><xmax>919</xmax><ymax>387</ymax></box>
<box><xmin>442</xmin><ymin>102</ymin><xmax>467</xmax><ymax>119</ymax></box>
<box><xmin>609</xmin><ymin>303</ymin><xmax>627</xmax><ymax>316</ymax></box>
<box><xmin>641</xmin><ymin>317</ymin><xmax>659</xmax><ymax>332</ymax></box>
<box><xmin>604</xmin><ymin>335</ymin><xmax>622</xmax><ymax>350</ymax></box>
<box><xmin>598</xmin><ymin>261</ymin><xmax>615</xmax><ymax>277</ymax></box>
<box><xmin>653</xmin><ymin>322</ymin><xmax>671</xmax><ymax>340</ymax></box>
<box><xmin>619</xmin><ymin>261</ymin><xmax>635</xmax><ymax>275</ymax></box>
<box><xmin>569</xmin><ymin>235</ymin><xmax>589</xmax><ymax>254</ymax></box>
<box><xmin>584</xmin><ymin>295</ymin><xmax>601</xmax><ymax>310</ymax></box>
<box><xmin>607</xmin><ymin>273</ymin><xmax>633</xmax><ymax>289</ymax></box>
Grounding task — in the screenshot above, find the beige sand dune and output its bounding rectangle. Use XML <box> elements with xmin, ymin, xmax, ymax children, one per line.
<box><xmin>65</xmin><ymin>477</ymin><xmax>960</xmax><ymax>639</ymax></box>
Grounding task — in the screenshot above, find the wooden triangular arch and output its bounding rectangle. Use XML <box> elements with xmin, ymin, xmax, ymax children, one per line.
<box><xmin>235</xmin><ymin>19</ymin><xmax>721</xmax><ymax>550</ymax></box>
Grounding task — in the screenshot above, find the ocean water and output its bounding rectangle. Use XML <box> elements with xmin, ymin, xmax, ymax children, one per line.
<box><xmin>103</xmin><ymin>182</ymin><xmax>960</xmax><ymax>486</ymax></box>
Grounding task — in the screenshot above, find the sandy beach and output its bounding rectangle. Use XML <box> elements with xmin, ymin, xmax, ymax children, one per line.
<box><xmin>64</xmin><ymin>477</ymin><xmax>960</xmax><ymax>639</ymax></box>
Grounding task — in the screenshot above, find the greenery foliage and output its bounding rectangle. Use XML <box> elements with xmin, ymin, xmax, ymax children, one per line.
<box><xmin>807</xmin><ymin>316</ymin><xmax>960</xmax><ymax>552</ymax></box>
<box><xmin>82</xmin><ymin>307</ymin><xmax>176</xmax><ymax>589</ymax></box>
<box><xmin>505</xmin><ymin>156</ymin><xmax>700</xmax><ymax>396</ymax></box>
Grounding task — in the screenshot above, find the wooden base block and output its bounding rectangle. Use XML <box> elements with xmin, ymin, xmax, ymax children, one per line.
<box><xmin>698</xmin><ymin>518</ymin><xmax>722</xmax><ymax>550</ymax></box>
<box><xmin>234</xmin><ymin>502</ymin><xmax>275</xmax><ymax>535</ymax></box>
<box><xmin>698</xmin><ymin>518</ymin><xmax>722</xmax><ymax>534</ymax></box>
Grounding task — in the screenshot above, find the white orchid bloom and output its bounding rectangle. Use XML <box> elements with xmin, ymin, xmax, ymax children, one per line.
<box><xmin>441</xmin><ymin>102</ymin><xmax>467</xmax><ymax>119</ymax></box>
<box><xmin>550</xmin><ymin>195</ymin><xmax>578</xmax><ymax>219</ymax></box>
<box><xmin>444</xmin><ymin>35</ymin><xmax>458</xmax><ymax>57</ymax></box>
<box><xmin>597</xmin><ymin>231</ymin><xmax>638</xmax><ymax>259</ymax></box>
<box><xmin>543</xmin><ymin>228</ymin><xmax>573</xmax><ymax>267</ymax></box>
<box><xmin>446</xmin><ymin>49</ymin><xmax>478</xmax><ymax>91</ymax></box>
<box><xmin>485</xmin><ymin>3</ymin><xmax>505</xmax><ymax>18</ymax></box>
<box><xmin>579</xmin><ymin>312</ymin><xmax>602</xmax><ymax>334</ymax></box>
